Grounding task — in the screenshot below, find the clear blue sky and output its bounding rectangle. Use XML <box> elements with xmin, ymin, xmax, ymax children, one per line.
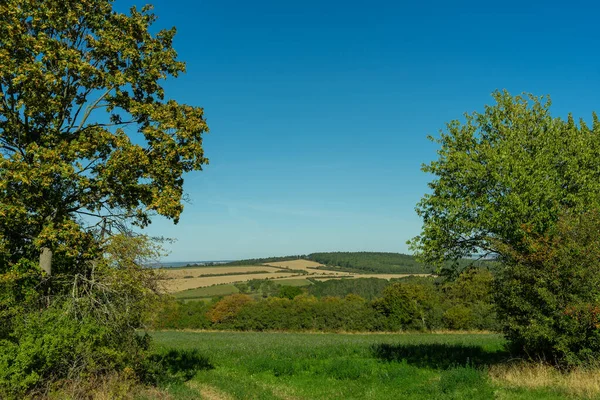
<box><xmin>117</xmin><ymin>0</ymin><xmax>600</xmax><ymax>261</ymax></box>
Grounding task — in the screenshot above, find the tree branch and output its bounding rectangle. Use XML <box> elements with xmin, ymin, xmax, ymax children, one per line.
<box><xmin>76</xmin><ymin>87</ymin><xmax>114</xmax><ymax>132</ymax></box>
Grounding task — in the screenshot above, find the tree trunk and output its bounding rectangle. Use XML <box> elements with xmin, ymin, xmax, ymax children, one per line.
<box><xmin>40</xmin><ymin>247</ymin><xmax>52</xmax><ymax>276</ymax></box>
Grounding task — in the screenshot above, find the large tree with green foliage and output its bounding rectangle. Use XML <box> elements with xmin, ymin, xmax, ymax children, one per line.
<box><xmin>0</xmin><ymin>0</ymin><xmax>208</xmax><ymax>275</ymax></box>
<box><xmin>410</xmin><ymin>91</ymin><xmax>600</xmax><ymax>268</ymax></box>
<box><xmin>0</xmin><ymin>1</ymin><xmax>208</xmax><ymax>396</ymax></box>
<box><xmin>412</xmin><ymin>91</ymin><xmax>600</xmax><ymax>364</ymax></box>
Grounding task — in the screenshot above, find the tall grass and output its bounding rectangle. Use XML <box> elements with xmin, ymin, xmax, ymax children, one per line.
<box><xmin>489</xmin><ymin>362</ymin><xmax>600</xmax><ymax>399</ymax></box>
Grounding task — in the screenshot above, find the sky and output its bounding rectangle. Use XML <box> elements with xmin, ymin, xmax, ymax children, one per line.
<box><xmin>115</xmin><ymin>0</ymin><xmax>600</xmax><ymax>261</ymax></box>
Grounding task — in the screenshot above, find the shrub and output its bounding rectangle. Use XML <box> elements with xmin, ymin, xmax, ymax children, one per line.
<box><xmin>206</xmin><ymin>294</ymin><xmax>254</xmax><ymax>325</ymax></box>
<box><xmin>372</xmin><ymin>283</ymin><xmax>421</xmax><ymax>331</ymax></box>
<box><xmin>0</xmin><ymin>304</ymin><xmax>150</xmax><ymax>399</ymax></box>
<box><xmin>495</xmin><ymin>210</ymin><xmax>600</xmax><ymax>366</ymax></box>
<box><xmin>0</xmin><ymin>235</ymin><xmax>165</xmax><ymax>398</ymax></box>
<box><xmin>153</xmin><ymin>299</ymin><xmax>211</xmax><ymax>330</ymax></box>
<box><xmin>443</xmin><ymin>305</ymin><xmax>474</xmax><ymax>330</ymax></box>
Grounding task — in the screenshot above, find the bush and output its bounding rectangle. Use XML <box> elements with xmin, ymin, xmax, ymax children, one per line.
<box><xmin>443</xmin><ymin>305</ymin><xmax>474</xmax><ymax>330</ymax></box>
<box><xmin>495</xmin><ymin>210</ymin><xmax>600</xmax><ymax>366</ymax></box>
<box><xmin>372</xmin><ymin>283</ymin><xmax>421</xmax><ymax>331</ymax></box>
<box><xmin>0</xmin><ymin>304</ymin><xmax>150</xmax><ymax>399</ymax></box>
<box><xmin>0</xmin><ymin>235</ymin><xmax>165</xmax><ymax>398</ymax></box>
<box><xmin>206</xmin><ymin>294</ymin><xmax>254</xmax><ymax>325</ymax></box>
<box><xmin>153</xmin><ymin>299</ymin><xmax>211</xmax><ymax>330</ymax></box>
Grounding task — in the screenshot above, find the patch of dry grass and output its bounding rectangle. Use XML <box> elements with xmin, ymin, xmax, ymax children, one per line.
<box><xmin>489</xmin><ymin>362</ymin><xmax>600</xmax><ymax>399</ymax></box>
<box><xmin>264</xmin><ymin>259</ymin><xmax>325</xmax><ymax>271</ymax></box>
<box><xmin>186</xmin><ymin>381</ymin><xmax>233</xmax><ymax>400</ymax></box>
<box><xmin>161</xmin><ymin>266</ymin><xmax>285</xmax><ymax>279</ymax></box>
<box><xmin>163</xmin><ymin>272</ymin><xmax>300</xmax><ymax>292</ymax></box>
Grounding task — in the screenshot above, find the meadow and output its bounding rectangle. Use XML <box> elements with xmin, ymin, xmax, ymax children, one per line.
<box><xmin>147</xmin><ymin>331</ymin><xmax>594</xmax><ymax>400</ymax></box>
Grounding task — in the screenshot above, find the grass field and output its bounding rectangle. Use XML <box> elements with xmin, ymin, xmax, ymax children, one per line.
<box><xmin>272</xmin><ymin>278</ymin><xmax>314</xmax><ymax>287</ymax></box>
<box><xmin>172</xmin><ymin>284</ymin><xmax>240</xmax><ymax>300</ymax></box>
<box><xmin>172</xmin><ymin>279</ymin><xmax>313</xmax><ymax>301</ymax></box>
<box><xmin>148</xmin><ymin>331</ymin><xmax>584</xmax><ymax>399</ymax></box>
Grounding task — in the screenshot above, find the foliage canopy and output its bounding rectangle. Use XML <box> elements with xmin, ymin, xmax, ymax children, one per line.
<box><xmin>0</xmin><ymin>0</ymin><xmax>208</xmax><ymax>273</ymax></box>
<box><xmin>411</xmin><ymin>91</ymin><xmax>600</xmax><ymax>268</ymax></box>
<box><xmin>413</xmin><ymin>90</ymin><xmax>600</xmax><ymax>364</ymax></box>
<box><xmin>496</xmin><ymin>210</ymin><xmax>600</xmax><ymax>366</ymax></box>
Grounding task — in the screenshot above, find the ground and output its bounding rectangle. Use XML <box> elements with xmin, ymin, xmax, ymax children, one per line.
<box><xmin>148</xmin><ymin>331</ymin><xmax>594</xmax><ymax>400</ymax></box>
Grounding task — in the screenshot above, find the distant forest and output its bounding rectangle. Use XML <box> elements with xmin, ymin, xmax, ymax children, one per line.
<box><xmin>220</xmin><ymin>252</ymin><xmax>491</xmax><ymax>275</ymax></box>
<box><xmin>308</xmin><ymin>252</ymin><xmax>434</xmax><ymax>274</ymax></box>
<box><xmin>221</xmin><ymin>252</ymin><xmax>434</xmax><ymax>274</ymax></box>
<box><xmin>221</xmin><ymin>255</ymin><xmax>307</xmax><ymax>266</ymax></box>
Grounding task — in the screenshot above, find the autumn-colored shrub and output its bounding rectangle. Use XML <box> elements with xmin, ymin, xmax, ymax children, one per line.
<box><xmin>206</xmin><ymin>294</ymin><xmax>254</xmax><ymax>325</ymax></box>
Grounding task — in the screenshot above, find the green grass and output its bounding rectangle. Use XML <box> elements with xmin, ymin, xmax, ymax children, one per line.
<box><xmin>172</xmin><ymin>284</ymin><xmax>239</xmax><ymax>300</ymax></box>
<box><xmin>149</xmin><ymin>331</ymin><xmax>575</xmax><ymax>399</ymax></box>
<box><xmin>275</xmin><ymin>278</ymin><xmax>313</xmax><ymax>287</ymax></box>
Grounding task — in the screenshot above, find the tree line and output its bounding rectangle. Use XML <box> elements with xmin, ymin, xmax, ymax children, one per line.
<box><xmin>152</xmin><ymin>268</ymin><xmax>498</xmax><ymax>332</ymax></box>
<box><xmin>308</xmin><ymin>252</ymin><xmax>435</xmax><ymax>274</ymax></box>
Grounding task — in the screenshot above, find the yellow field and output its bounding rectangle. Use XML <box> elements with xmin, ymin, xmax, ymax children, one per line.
<box><xmin>160</xmin><ymin>259</ymin><xmax>432</xmax><ymax>293</ymax></box>
<box><xmin>161</xmin><ymin>265</ymin><xmax>284</xmax><ymax>279</ymax></box>
<box><xmin>162</xmin><ymin>272</ymin><xmax>300</xmax><ymax>292</ymax></box>
<box><xmin>264</xmin><ymin>259</ymin><xmax>325</xmax><ymax>271</ymax></box>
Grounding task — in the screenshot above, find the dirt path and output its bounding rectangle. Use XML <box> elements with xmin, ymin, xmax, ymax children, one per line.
<box><xmin>185</xmin><ymin>381</ymin><xmax>234</xmax><ymax>400</ymax></box>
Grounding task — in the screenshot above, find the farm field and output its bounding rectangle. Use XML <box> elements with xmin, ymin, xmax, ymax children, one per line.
<box><xmin>160</xmin><ymin>259</ymin><xmax>432</xmax><ymax>294</ymax></box>
<box><xmin>273</xmin><ymin>278</ymin><xmax>315</xmax><ymax>286</ymax></box>
<box><xmin>162</xmin><ymin>272</ymin><xmax>300</xmax><ymax>292</ymax></box>
<box><xmin>172</xmin><ymin>284</ymin><xmax>240</xmax><ymax>300</ymax></box>
<box><xmin>264</xmin><ymin>259</ymin><xmax>327</xmax><ymax>272</ymax></box>
<box><xmin>162</xmin><ymin>266</ymin><xmax>285</xmax><ymax>279</ymax></box>
<box><xmin>172</xmin><ymin>278</ymin><xmax>315</xmax><ymax>302</ymax></box>
<box><xmin>149</xmin><ymin>331</ymin><xmax>580</xmax><ymax>400</ymax></box>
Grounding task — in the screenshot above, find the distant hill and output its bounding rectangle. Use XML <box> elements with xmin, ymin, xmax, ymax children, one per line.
<box><xmin>307</xmin><ymin>252</ymin><xmax>433</xmax><ymax>274</ymax></box>
<box><xmin>222</xmin><ymin>252</ymin><xmax>434</xmax><ymax>274</ymax></box>
<box><xmin>157</xmin><ymin>260</ymin><xmax>233</xmax><ymax>268</ymax></box>
<box><xmin>221</xmin><ymin>255</ymin><xmax>308</xmax><ymax>266</ymax></box>
<box><xmin>218</xmin><ymin>251</ymin><xmax>492</xmax><ymax>275</ymax></box>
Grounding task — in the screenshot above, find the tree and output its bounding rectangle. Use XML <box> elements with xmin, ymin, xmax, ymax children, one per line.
<box><xmin>0</xmin><ymin>0</ymin><xmax>208</xmax><ymax>275</ymax></box>
<box><xmin>206</xmin><ymin>294</ymin><xmax>254</xmax><ymax>325</ymax></box>
<box><xmin>278</xmin><ymin>285</ymin><xmax>303</xmax><ymax>300</ymax></box>
<box><xmin>410</xmin><ymin>91</ymin><xmax>600</xmax><ymax>269</ymax></box>
<box><xmin>0</xmin><ymin>233</ymin><xmax>166</xmax><ymax>398</ymax></box>
<box><xmin>495</xmin><ymin>210</ymin><xmax>600</xmax><ymax>366</ymax></box>
<box><xmin>411</xmin><ymin>91</ymin><xmax>600</xmax><ymax>363</ymax></box>
<box><xmin>372</xmin><ymin>283</ymin><xmax>421</xmax><ymax>330</ymax></box>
